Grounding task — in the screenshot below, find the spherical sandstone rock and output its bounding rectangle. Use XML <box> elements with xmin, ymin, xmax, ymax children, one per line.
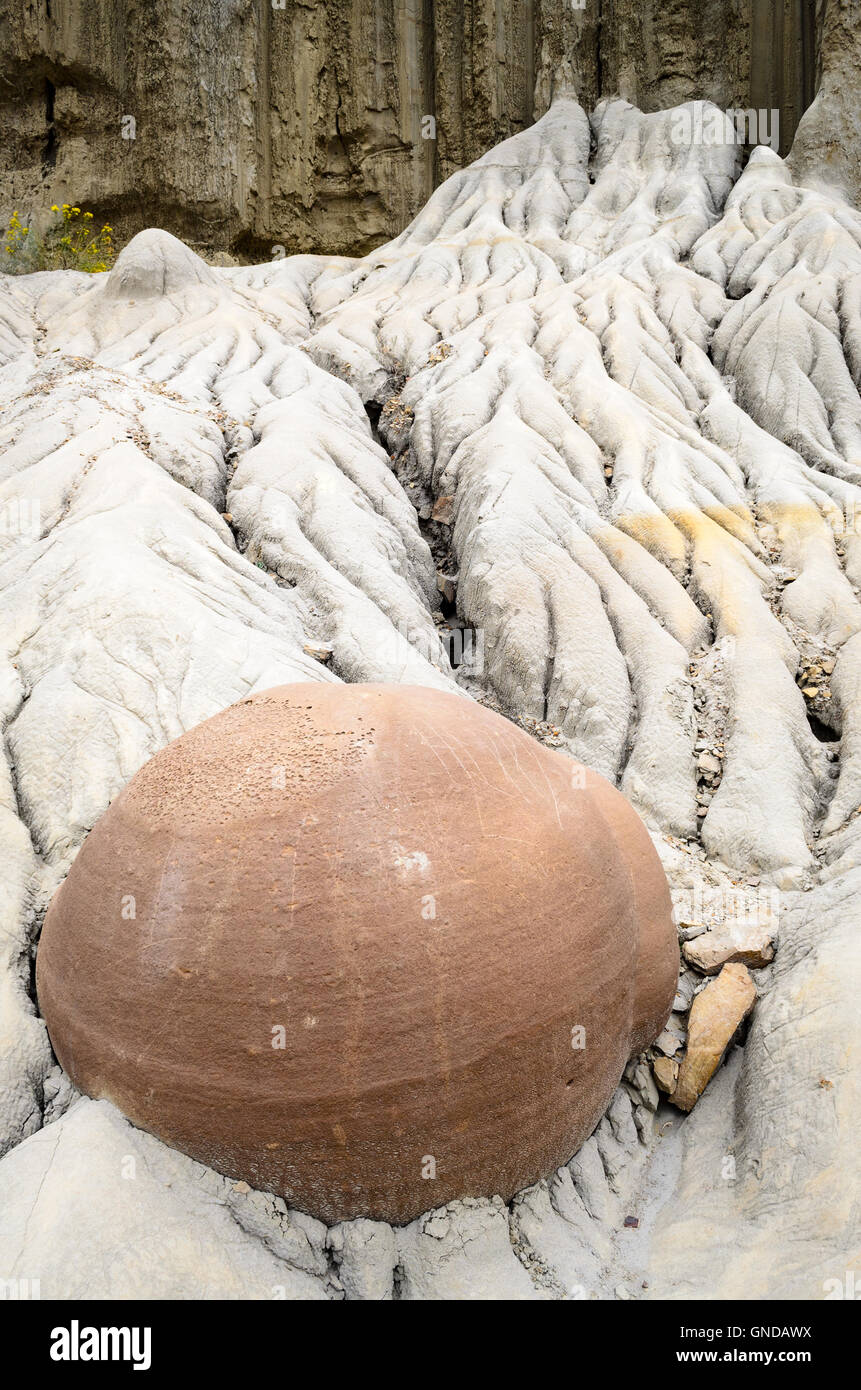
<box><xmin>36</xmin><ymin>683</ymin><xmax>678</xmax><ymax>1225</ymax></box>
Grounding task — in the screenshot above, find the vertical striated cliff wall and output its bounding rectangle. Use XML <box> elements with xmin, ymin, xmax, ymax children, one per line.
<box><xmin>0</xmin><ymin>0</ymin><xmax>837</xmax><ymax>255</ymax></box>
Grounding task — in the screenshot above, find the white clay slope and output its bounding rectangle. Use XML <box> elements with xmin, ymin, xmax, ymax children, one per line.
<box><xmin>0</xmin><ymin>93</ymin><xmax>858</xmax><ymax>1300</ymax></box>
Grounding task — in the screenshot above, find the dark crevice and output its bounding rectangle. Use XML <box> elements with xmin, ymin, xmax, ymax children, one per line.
<box><xmin>749</xmin><ymin>0</ymin><xmax>820</xmax><ymax>154</ymax></box>
<box><xmin>595</xmin><ymin>0</ymin><xmax>603</xmax><ymax>101</ymax></box>
<box><xmin>42</xmin><ymin>78</ymin><xmax>57</xmax><ymax>171</ymax></box>
<box><xmin>807</xmin><ymin>710</ymin><xmax>838</xmax><ymax>744</ymax></box>
<box><xmin>423</xmin><ymin>0</ymin><xmax>438</xmax><ymax>195</ymax></box>
<box><xmin>541</xmin><ymin>586</ymin><xmax>556</xmax><ymax>722</ymax></box>
<box><xmin>364</xmin><ymin>399</ymin><xmax>383</xmax><ymax>445</ymax></box>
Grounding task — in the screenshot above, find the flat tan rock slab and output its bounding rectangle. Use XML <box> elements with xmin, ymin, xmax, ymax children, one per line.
<box><xmin>682</xmin><ymin>919</ymin><xmax>777</xmax><ymax>974</ymax></box>
<box><xmin>670</xmin><ymin>963</ymin><xmax>757</xmax><ymax>1112</ymax></box>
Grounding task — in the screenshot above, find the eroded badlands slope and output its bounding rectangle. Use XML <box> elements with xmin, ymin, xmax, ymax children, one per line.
<box><xmin>0</xmin><ymin>95</ymin><xmax>858</xmax><ymax>1299</ymax></box>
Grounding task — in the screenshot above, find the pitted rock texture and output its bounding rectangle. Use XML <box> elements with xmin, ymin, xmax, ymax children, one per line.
<box><xmin>1</xmin><ymin>81</ymin><xmax>860</xmax><ymax>1296</ymax></box>
<box><xmin>36</xmin><ymin>682</ymin><xmax>677</xmax><ymax>1225</ymax></box>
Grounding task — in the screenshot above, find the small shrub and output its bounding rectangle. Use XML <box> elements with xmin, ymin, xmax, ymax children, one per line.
<box><xmin>2</xmin><ymin>204</ymin><xmax>115</xmax><ymax>274</ymax></box>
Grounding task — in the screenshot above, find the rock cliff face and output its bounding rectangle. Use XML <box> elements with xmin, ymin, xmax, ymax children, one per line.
<box><xmin>0</xmin><ymin>0</ymin><xmax>832</xmax><ymax>256</ymax></box>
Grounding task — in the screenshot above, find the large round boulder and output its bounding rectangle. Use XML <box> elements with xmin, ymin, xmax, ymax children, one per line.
<box><xmin>36</xmin><ymin>683</ymin><xmax>678</xmax><ymax>1224</ymax></box>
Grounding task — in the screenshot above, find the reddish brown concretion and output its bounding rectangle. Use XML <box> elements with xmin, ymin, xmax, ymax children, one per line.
<box><xmin>583</xmin><ymin>769</ymin><xmax>679</xmax><ymax>1055</ymax></box>
<box><xmin>36</xmin><ymin>683</ymin><xmax>678</xmax><ymax>1225</ymax></box>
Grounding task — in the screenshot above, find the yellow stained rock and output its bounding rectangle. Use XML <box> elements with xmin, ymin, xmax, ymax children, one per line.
<box><xmin>653</xmin><ymin>1055</ymin><xmax>680</xmax><ymax>1094</ymax></box>
<box><xmin>670</xmin><ymin>962</ymin><xmax>757</xmax><ymax>1112</ymax></box>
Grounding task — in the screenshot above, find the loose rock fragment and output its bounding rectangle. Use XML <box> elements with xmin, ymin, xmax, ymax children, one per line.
<box><xmin>302</xmin><ymin>642</ymin><xmax>334</xmax><ymax>663</ymax></box>
<box><xmin>670</xmin><ymin>964</ymin><xmax>757</xmax><ymax>1112</ymax></box>
<box><xmin>653</xmin><ymin>1056</ymin><xmax>680</xmax><ymax>1094</ymax></box>
<box><xmin>436</xmin><ymin>571</ymin><xmax>457</xmax><ymax>604</ymax></box>
<box><xmin>682</xmin><ymin>920</ymin><xmax>777</xmax><ymax>974</ymax></box>
<box><xmin>431</xmin><ymin>495</ymin><xmax>455</xmax><ymax>525</ymax></box>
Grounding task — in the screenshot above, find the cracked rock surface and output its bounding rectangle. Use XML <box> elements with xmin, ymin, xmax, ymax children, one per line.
<box><xmin>0</xmin><ymin>89</ymin><xmax>859</xmax><ymax>1299</ymax></box>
